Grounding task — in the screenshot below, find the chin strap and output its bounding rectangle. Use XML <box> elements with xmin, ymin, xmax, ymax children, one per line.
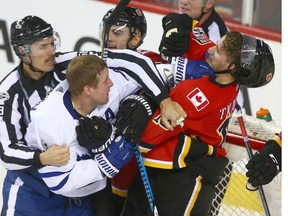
<box><xmin>28</xmin><ymin>56</ymin><xmax>45</xmax><ymax>73</ymax></box>
<box><xmin>214</xmin><ymin>69</ymin><xmax>232</xmax><ymax>75</ymax></box>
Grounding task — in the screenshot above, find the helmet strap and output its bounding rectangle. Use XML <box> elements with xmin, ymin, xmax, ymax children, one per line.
<box><xmin>214</xmin><ymin>69</ymin><xmax>231</xmax><ymax>75</ymax></box>
<box><xmin>27</xmin><ymin>56</ymin><xmax>45</xmax><ymax>73</ymax></box>
<box><xmin>215</xmin><ymin>63</ymin><xmax>235</xmax><ymax>75</ymax></box>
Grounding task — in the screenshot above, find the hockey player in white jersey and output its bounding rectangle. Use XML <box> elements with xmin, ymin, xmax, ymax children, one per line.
<box><xmin>24</xmin><ymin>55</ymin><xmax>141</xmax><ymax>214</ymax></box>
<box><xmin>27</xmin><ymin>55</ymin><xmax>134</xmax><ymax>189</ymax></box>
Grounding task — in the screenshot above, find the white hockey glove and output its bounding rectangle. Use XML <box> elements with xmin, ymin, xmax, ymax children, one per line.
<box><xmin>158</xmin><ymin>57</ymin><xmax>215</xmax><ymax>87</ymax></box>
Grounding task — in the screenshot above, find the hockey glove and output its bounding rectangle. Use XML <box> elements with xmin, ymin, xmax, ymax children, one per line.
<box><xmin>115</xmin><ymin>93</ymin><xmax>157</xmax><ymax>145</ymax></box>
<box><xmin>76</xmin><ymin>116</ymin><xmax>115</xmax><ymax>154</ymax></box>
<box><xmin>246</xmin><ymin>139</ymin><xmax>281</xmax><ymax>188</ymax></box>
<box><xmin>95</xmin><ymin>135</ymin><xmax>134</xmax><ymax>178</ymax></box>
<box><xmin>174</xmin><ymin>134</ymin><xmax>226</xmax><ymax>168</ymax></box>
<box><xmin>173</xmin><ymin>57</ymin><xmax>215</xmax><ymax>85</ymax></box>
<box><xmin>186</xmin><ymin>135</ymin><xmax>226</xmax><ymax>159</ymax></box>
<box><xmin>159</xmin><ymin>13</ymin><xmax>193</xmax><ymax>59</ymax></box>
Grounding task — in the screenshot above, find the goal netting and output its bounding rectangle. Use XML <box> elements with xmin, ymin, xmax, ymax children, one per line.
<box><xmin>208</xmin><ymin>114</ymin><xmax>281</xmax><ymax>216</ymax></box>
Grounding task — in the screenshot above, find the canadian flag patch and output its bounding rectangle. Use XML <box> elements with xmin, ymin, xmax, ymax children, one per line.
<box><xmin>187</xmin><ymin>88</ymin><xmax>209</xmax><ymax>111</ymax></box>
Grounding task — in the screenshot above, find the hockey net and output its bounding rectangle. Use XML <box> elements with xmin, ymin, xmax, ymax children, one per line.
<box><xmin>209</xmin><ymin>114</ymin><xmax>282</xmax><ymax>216</ymax></box>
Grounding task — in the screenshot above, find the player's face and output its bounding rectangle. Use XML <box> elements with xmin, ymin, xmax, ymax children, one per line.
<box><xmin>91</xmin><ymin>67</ymin><xmax>113</xmax><ymax>105</ymax></box>
<box><xmin>108</xmin><ymin>25</ymin><xmax>130</xmax><ymax>49</ymax></box>
<box><xmin>24</xmin><ymin>36</ymin><xmax>56</xmax><ymax>72</ymax></box>
<box><xmin>178</xmin><ymin>0</ymin><xmax>204</xmax><ymax>19</ymax></box>
<box><xmin>205</xmin><ymin>35</ymin><xmax>232</xmax><ymax>72</ymax></box>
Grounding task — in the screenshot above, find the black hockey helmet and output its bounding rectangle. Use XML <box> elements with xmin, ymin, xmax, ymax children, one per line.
<box><xmin>11</xmin><ymin>15</ymin><xmax>54</xmax><ymax>46</ymax></box>
<box><xmin>232</xmin><ymin>35</ymin><xmax>275</xmax><ymax>88</ymax></box>
<box><xmin>10</xmin><ymin>15</ymin><xmax>59</xmax><ymax>57</ymax></box>
<box><xmin>103</xmin><ymin>6</ymin><xmax>147</xmax><ymax>40</ymax></box>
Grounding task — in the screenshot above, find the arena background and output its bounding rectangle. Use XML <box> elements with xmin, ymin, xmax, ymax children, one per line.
<box><xmin>0</xmin><ymin>0</ymin><xmax>285</xmax><ymax>212</ymax></box>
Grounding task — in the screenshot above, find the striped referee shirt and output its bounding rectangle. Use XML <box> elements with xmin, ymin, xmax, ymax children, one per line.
<box><xmin>201</xmin><ymin>8</ymin><xmax>229</xmax><ymax>44</ymax></box>
<box><xmin>0</xmin><ymin>49</ymin><xmax>169</xmax><ymax>171</ymax></box>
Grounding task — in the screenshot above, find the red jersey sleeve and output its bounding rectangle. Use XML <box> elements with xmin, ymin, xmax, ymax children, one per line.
<box><xmin>137</xmin><ymin>49</ymin><xmax>167</xmax><ymax>64</ymax></box>
<box><xmin>183</xmin><ymin>24</ymin><xmax>216</xmax><ymax>60</ymax></box>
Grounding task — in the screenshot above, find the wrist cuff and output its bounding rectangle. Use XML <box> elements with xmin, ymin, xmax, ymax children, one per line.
<box><xmin>34</xmin><ymin>151</ymin><xmax>45</xmax><ymax>168</ymax></box>
<box><xmin>174</xmin><ymin>56</ymin><xmax>188</xmax><ymax>85</ymax></box>
<box><xmin>95</xmin><ymin>153</ymin><xmax>119</xmax><ymax>178</ymax></box>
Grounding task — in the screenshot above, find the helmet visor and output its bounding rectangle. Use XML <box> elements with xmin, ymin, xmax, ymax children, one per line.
<box><xmin>240</xmin><ymin>35</ymin><xmax>257</xmax><ymax>72</ymax></box>
<box><xmin>53</xmin><ymin>31</ymin><xmax>61</xmax><ymax>50</ymax></box>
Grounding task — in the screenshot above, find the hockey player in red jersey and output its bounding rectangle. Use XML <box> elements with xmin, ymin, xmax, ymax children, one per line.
<box><xmin>99</xmin><ymin>7</ymin><xmax>216</xmax><ymax>214</ymax></box>
<box><xmin>101</xmin><ymin>6</ymin><xmax>164</xmax><ymax>63</ymax></box>
<box><xmin>120</xmin><ymin>15</ymin><xmax>275</xmax><ymax>216</ymax></box>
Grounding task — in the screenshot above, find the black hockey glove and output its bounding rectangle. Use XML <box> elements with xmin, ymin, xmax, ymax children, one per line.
<box><xmin>174</xmin><ymin>134</ymin><xmax>226</xmax><ymax>168</ymax></box>
<box><xmin>246</xmin><ymin>139</ymin><xmax>281</xmax><ymax>188</ymax></box>
<box><xmin>115</xmin><ymin>93</ymin><xmax>157</xmax><ymax>145</ymax></box>
<box><xmin>159</xmin><ymin>13</ymin><xmax>193</xmax><ymax>59</ymax></box>
<box><xmin>76</xmin><ymin>116</ymin><xmax>115</xmax><ymax>153</ymax></box>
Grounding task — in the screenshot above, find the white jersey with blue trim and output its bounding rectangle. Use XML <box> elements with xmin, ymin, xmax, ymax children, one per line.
<box><xmin>25</xmin><ymin>69</ymin><xmax>139</xmax><ymax>197</ymax></box>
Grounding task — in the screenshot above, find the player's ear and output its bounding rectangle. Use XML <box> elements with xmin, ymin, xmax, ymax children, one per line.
<box><xmin>129</xmin><ymin>30</ymin><xmax>142</xmax><ymax>49</ymax></box>
<box><xmin>228</xmin><ymin>63</ymin><xmax>237</xmax><ymax>72</ymax></box>
<box><xmin>203</xmin><ymin>0</ymin><xmax>215</xmax><ymax>12</ymax></box>
<box><xmin>18</xmin><ymin>46</ymin><xmax>26</xmax><ymax>57</ymax></box>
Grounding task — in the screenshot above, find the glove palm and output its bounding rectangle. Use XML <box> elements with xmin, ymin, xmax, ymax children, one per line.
<box><xmin>159</xmin><ymin>13</ymin><xmax>193</xmax><ymax>59</ymax></box>
<box><xmin>76</xmin><ymin>116</ymin><xmax>115</xmax><ymax>153</ymax></box>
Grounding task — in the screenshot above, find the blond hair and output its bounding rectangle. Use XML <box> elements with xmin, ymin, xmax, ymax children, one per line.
<box><xmin>66</xmin><ymin>55</ymin><xmax>107</xmax><ymax>95</ymax></box>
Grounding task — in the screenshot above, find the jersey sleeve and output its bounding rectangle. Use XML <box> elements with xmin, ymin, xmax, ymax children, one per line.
<box><xmin>183</xmin><ymin>24</ymin><xmax>216</xmax><ymax>60</ymax></box>
<box><xmin>107</xmin><ymin>49</ymin><xmax>169</xmax><ymax>105</ymax></box>
<box><xmin>38</xmin><ymin>151</ymin><xmax>107</xmax><ymax>197</ymax></box>
<box><xmin>0</xmin><ymin>93</ymin><xmax>43</xmax><ymax>170</ymax></box>
<box><xmin>139</xmin><ymin>108</ymin><xmax>185</xmax><ymax>154</ymax></box>
<box><xmin>25</xmin><ymin>114</ymin><xmax>107</xmax><ymax>197</ymax></box>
